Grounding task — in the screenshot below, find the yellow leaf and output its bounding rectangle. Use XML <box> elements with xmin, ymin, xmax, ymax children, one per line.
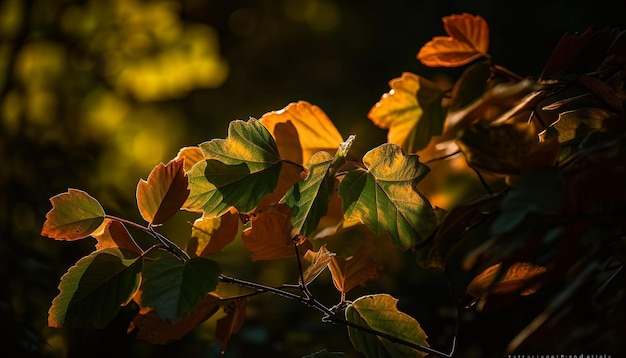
<box><xmin>417</xmin><ymin>13</ymin><xmax>489</xmax><ymax>67</ymax></box>
<box><xmin>175</xmin><ymin>146</ymin><xmax>205</xmax><ymax>172</ymax></box>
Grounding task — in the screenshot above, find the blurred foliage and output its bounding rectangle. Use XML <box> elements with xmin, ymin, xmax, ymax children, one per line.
<box><xmin>2</xmin><ymin>0</ymin><xmax>626</xmax><ymax>357</ymax></box>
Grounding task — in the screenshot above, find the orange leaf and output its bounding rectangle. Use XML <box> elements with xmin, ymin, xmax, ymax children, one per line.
<box><xmin>216</xmin><ymin>298</ymin><xmax>248</xmax><ymax>354</ymax></box>
<box><xmin>128</xmin><ymin>292</ymin><xmax>222</xmax><ymax>345</ymax></box>
<box><xmin>467</xmin><ymin>262</ymin><xmax>547</xmax><ymax>298</ymax></box>
<box><xmin>136</xmin><ymin>158</ymin><xmax>189</xmax><ymax>226</ymax></box>
<box><xmin>41</xmin><ymin>189</ymin><xmax>105</xmax><ymax>241</ymax></box>
<box><xmin>329</xmin><ymin>245</ymin><xmax>379</xmax><ymax>295</ymax></box>
<box><xmin>241</xmin><ymin>203</ymin><xmax>313</xmax><ymax>261</ymax></box>
<box><xmin>174</xmin><ymin>146</ymin><xmax>205</xmax><ymax>172</ymax></box>
<box><xmin>300</xmin><ymin>245</ymin><xmax>336</xmax><ymax>286</ymax></box>
<box><xmin>417</xmin><ymin>13</ymin><xmax>489</xmax><ymax>67</ymax></box>
<box><xmin>186</xmin><ymin>210</ymin><xmax>240</xmax><ymax>257</ymax></box>
<box><xmin>259</xmin><ymin>101</ymin><xmax>344</xmax><ymax>166</ymax></box>
<box><xmin>92</xmin><ymin>219</ymin><xmax>142</xmax><ymax>254</ymax></box>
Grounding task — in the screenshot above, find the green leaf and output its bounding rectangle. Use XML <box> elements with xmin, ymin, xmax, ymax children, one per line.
<box><xmin>368</xmin><ymin>73</ymin><xmax>446</xmax><ymax>153</ymax></box>
<box><xmin>338</xmin><ymin>144</ymin><xmax>437</xmax><ymax>250</ymax></box>
<box><xmin>41</xmin><ymin>189</ymin><xmax>105</xmax><ymax>241</ymax></box>
<box><xmin>283</xmin><ymin>136</ymin><xmax>354</xmax><ymax>237</ymax></box>
<box><xmin>185</xmin><ymin>119</ymin><xmax>283</xmax><ymax>217</ymax></box>
<box><xmin>141</xmin><ymin>257</ymin><xmax>221</xmax><ymax>322</ymax></box>
<box><xmin>345</xmin><ymin>294</ymin><xmax>429</xmax><ymax>358</ymax></box>
<box><xmin>48</xmin><ymin>248</ymin><xmax>142</xmax><ymax>328</ymax></box>
<box><xmin>136</xmin><ymin>158</ymin><xmax>190</xmax><ymax>226</ymax></box>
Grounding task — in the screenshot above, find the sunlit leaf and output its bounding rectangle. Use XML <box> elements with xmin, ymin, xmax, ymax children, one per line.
<box><xmin>259</xmin><ymin>101</ymin><xmax>344</xmax><ymax>166</ymax></box>
<box><xmin>92</xmin><ymin>219</ymin><xmax>142</xmax><ymax>254</ymax></box>
<box><xmin>345</xmin><ymin>294</ymin><xmax>429</xmax><ymax>358</ymax></box>
<box><xmin>141</xmin><ymin>257</ymin><xmax>221</xmax><ymax>322</ymax></box>
<box><xmin>467</xmin><ymin>262</ymin><xmax>548</xmax><ymax>298</ymax></box>
<box><xmin>417</xmin><ymin>13</ymin><xmax>489</xmax><ymax>67</ymax></box>
<box><xmin>457</xmin><ymin>122</ymin><xmax>559</xmax><ymax>175</ymax></box>
<box><xmin>186</xmin><ymin>210</ymin><xmax>240</xmax><ymax>257</ymax></box>
<box><xmin>129</xmin><ymin>292</ymin><xmax>222</xmax><ymax>345</ymax></box>
<box><xmin>550</xmin><ymin>107</ymin><xmax>613</xmax><ymax>143</ymax></box>
<box><xmin>48</xmin><ymin>248</ymin><xmax>142</xmax><ymax>328</ymax></box>
<box><xmin>185</xmin><ymin>119</ymin><xmax>282</xmax><ymax>217</ymax></box>
<box><xmin>175</xmin><ymin>146</ymin><xmax>205</xmax><ymax>172</ymax></box>
<box><xmin>329</xmin><ymin>244</ymin><xmax>378</xmax><ymax>295</ymax></box>
<box><xmin>241</xmin><ymin>203</ymin><xmax>313</xmax><ymax>261</ymax></box>
<box><xmin>338</xmin><ymin>143</ymin><xmax>437</xmax><ymax>250</ymax></box>
<box><xmin>368</xmin><ymin>73</ymin><xmax>446</xmax><ymax>153</ymax></box>
<box><xmin>136</xmin><ymin>158</ymin><xmax>189</xmax><ymax>226</ymax></box>
<box><xmin>41</xmin><ymin>189</ymin><xmax>105</xmax><ymax>241</ymax></box>
<box><xmin>283</xmin><ymin>136</ymin><xmax>354</xmax><ymax>238</ymax></box>
<box><xmin>300</xmin><ymin>246</ymin><xmax>336</xmax><ymax>286</ymax></box>
<box><xmin>216</xmin><ymin>298</ymin><xmax>248</xmax><ymax>354</ymax></box>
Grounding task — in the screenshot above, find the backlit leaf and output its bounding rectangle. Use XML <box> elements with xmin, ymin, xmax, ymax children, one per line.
<box><xmin>136</xmin><ymin>158</ymin><xmax>189</xmax><ymax>226</ymax></box>
<box><xmin>92</xmin><ymin>219</ymin><xmax>142</xmax><ymax>254</ymax></box>
<box><xmin>550</xmin><ymin>108</ymin><xmax>613</xmax><ymax>143</ymax></box>
<box><xmin>417</xmin><ymin>13</ymin><xmax>489</xmax><ymax>67</ymax></box>
<box><xmin>186</xmin><ymin>210</ymin><xmax>240</xmax><ymax>257</ymax></box>
<box><xmin>48</xmin><ymin>248</ymin><xmax>142</xmax><ymax>328</ymax></box>
<box><xmin>216</xmin><ymin>298</ymin><xmax>248</xmax><ymax>354</ymax></box>
<box><xmin>129</xmin><ymin>292</ymin><xmax>222</xmax><ymax>345</ymax></box>
<box><xmin>283</xmin><ymin>136</ymin><xmax>354</xmax><ymax>238</ymax></box>
<box><xmin>300</xmin><ymin>246</ymin><xmax>335</xmax><ymax>286</ymax></box>
<box><xmin>41</xmin><ymin>189</ymin><xmax>105</xmax><ymax>241</ymax></box>
<box><xmin>141</xmin><ymin>256</ymin><xmax>221</xmax><ymax>322</ymax></box>
<box><xmin>345</xmin><ymin>294</ymin><xmax>429</xmax><ymax>358</ymax></box>
<box><xmin>338</xmin><ymin>144</ymin><xmax>437</xmax><ymax>250</ymax></box>
<box><xmin>368</xmin><ymin>73</ymin><xmax>446</xmax><ymax>153</ymax></box>
<box><xmin>329</xmin><ymin>244</ymin><xmax>378</xmax><ymax>295</ymax></box>
<box><xmin>467</xmin><ymin>262</ymin><xmax>548</xmax><ymax>298</ymax></box>
<box><xmin>259</xmin><ymin>101</ymin><xmax>344</xmax><ymax>166</ymax></box>
<box><xmin>185</xmin><ymin>119</ymin><xmax>282</xmax><ymax>217</ymax></box>
<box><xmin>175</xmin><ymin>146</ymin><xmax>205</xmax><ymax>172</ymax></box>
<box><xmin>241</xmin><ymin>203</ymin><xmax>313</xmax><ymax>261</ymax></box>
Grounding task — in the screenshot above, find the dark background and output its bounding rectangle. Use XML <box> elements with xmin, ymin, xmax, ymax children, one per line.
<box><xmin>2</xmin><ymin>0</ymin><xmax>625</xmax><ymax>357</ymax></box>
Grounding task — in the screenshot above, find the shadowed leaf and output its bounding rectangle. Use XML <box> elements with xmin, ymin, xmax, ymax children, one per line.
<box><xmin>345</xmin><ymin>294</ymin><xmax>429</xmax><ymax>358</ymax></box>
<box><xmin>93</xmin><ymin>219</ymin><xmax>142</xmax><ymax>254</ymax></box>
<box><xmin>48</xmin><ymin>248</ymin><xmax>142</xmax><ymax>328</ymax></box>
<box><xmin>41</xmin><ymin>189</ymin><xmax>105</xmax><ymax>241</ymax></box>
<box><xmin>216</xmin><ymin>298</ymin><xmax>248</xmax><ymax>354</ymax></box>
<box><xmin>417</xmin><ymin>13</ymin><xmax>489</xmax><ymax>67</ymax></box>
<box><xmin>136</xmin><ymin>158</ymin><xmax>189</xmax><ymax>226</ymax></box>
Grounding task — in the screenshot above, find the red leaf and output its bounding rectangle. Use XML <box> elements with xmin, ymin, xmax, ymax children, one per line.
<box><xmin>136</xmin><ymin>158</ymin><xmax>189</xmax><ymax>226</ymax></box>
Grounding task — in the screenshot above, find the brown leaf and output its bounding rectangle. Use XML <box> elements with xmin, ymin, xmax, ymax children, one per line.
<box><xmin>216</xmin><ymin>298</ymin><xmax>247</xmax><ymax>354</ymax></box>
<box><xmin>300</xmin><ymin>245</ymin><xmax>336</xmax><ymax>285</ymax></box>
<box><xmin>186</xmin><ymin>210</ymin><xmax>240</xmax><ymax>257</ymax></box>
<box><xmin>329</xmin><ymin>244</ymin><xmax>379</xmax><ymax>295</ymax></box>
<box><xmin>136</xmin><ymin>158</ymin><xmax>189</xmax><ymax>226</ymax></box>
<box><xmin>129</xmin><ymin>292</ymin><xmax>222</xmax><ymax>345</ymax></box>
<box><xmin>241</xmin><ymin>203</ymin><xmax>313</xmax><ymax>261</ymax></box>
<box><xmin>467</xmin><ymin>262</ymin><xmax>547</xmax><ymax>298</ymax></box>
<box><xmin>92</xmin><ymin>219</ymin><xmax>142</xmax><ymax>254</ymax></box>
<box><xmin>418</xmin><ymin>13</ymin><xmax>489</xmax><ymax>67</ymax></box>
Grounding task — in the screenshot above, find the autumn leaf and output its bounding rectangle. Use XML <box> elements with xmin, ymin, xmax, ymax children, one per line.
<box><xmin>369</xmin><ymin>73</ymin><xmax>446</xmax><ymax>153</ymax></box>
<box><xmin>300</xmin><ymin>246</ymin><xmax>336</xmax><ymax>286</ymax></box>
<box><xmin>175</xmin><ymin>146</ymin><xmax>205</xmax><ymax>172</ymax></box>
<box><xmin>467</xmin><ymin>262</ymin><xmax>548</xmax><ymax>298</ymax></box>
<box><xmin>549</xmin><ymin>108</ymin><xmax>613</xmax><ymax>143</ymax></box>
<box><xmin>136</xmin><ymin>158</ymin><xmax>189</xmax><ymax>226</ymax></box>
<box><xmin>185</xmin><ymin>119</ymin><xmax>283</xmax><ymax>217</ymax></box>
<box><xmin>216</xmin><ymin>298</ymin><xmax>248</xmax><ymax>354</ymax></box>
<box><xmin>41</xmin><ymin>189</ymin><xmax>105</xmax><ymax>241</ymax></box>
<box><xmin>186</xmin><ymin>210</ymin><xmax>240</xmax><ymax>257</ymax></box>
<box><xmin>417</xmin><ymin>13</ymin><xmax>489</xmax><ymax>67</ymax></box>
<box><xmin>338</xmin><ymin>143</ymin><xmax>437</xmax><ymax>250</ymax></box>
<box><xmin>48</xmin><ymin>248</ymin><xmax>142</xmax><ymax>328</ymax></box>
<box><xmin>92</xmin><ymin>219</ymin><xmax>142</xmax><ymax>254</ymax></box>
<box><xmin>129</xmin><ymin>292</ymin><xmax>222</xmax><ymax>345</ymax></box>
<box><xmin>259</xmin><ymin>101</ymin><xmax>344</xmax><ymax>166</ymax></box>
<box><xmin>329</xmin><ymin>244</ymin><xmax>378</xmax><ymax>295</ymax></box>
<box><xmin>345</xmin><ymin>294</ymin><xmax>429</xmax><ymax>358</ymax></box>
<box><xmin>282</xmin><ymin>136</ymin><xmax>354</xmax><ymax>238</ymax></box>
<box><xmin>141</xmin><ymin>256</ymin><xmax>221</xmax><ymax>322</ymax></box>
<box><xmin>241</xmin><ymin>203</ymin><xmax>313</xmax><ymax>261</ymax></box>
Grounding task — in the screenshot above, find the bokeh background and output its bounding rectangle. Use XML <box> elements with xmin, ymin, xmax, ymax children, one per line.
<box><xmin>2</xmin><ymin>0</ymin><xmax>625</xmax><ymax>357</ymax></box>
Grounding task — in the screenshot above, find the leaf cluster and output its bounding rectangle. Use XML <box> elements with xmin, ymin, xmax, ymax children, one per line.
<box><xmin>41</xmin><ymin>13</ymin><xmax>626</xmax><ymax>356</ymax></box>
